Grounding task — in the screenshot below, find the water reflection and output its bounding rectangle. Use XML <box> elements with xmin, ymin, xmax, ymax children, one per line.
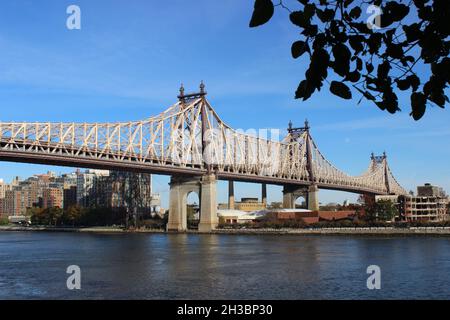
<box><xmin>0</xmin><ymin>232</ymin><xmax>450</xmax><ymax>299</ymax></box>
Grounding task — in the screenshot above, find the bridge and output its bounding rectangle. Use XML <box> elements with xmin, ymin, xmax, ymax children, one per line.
<box><xmin>0</xmin><ymin>83</ymin><xmax>407</xmax><ymax>231</ymax></box>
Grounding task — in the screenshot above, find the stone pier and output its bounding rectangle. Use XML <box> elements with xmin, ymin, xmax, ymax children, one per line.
<box><xmin>282</xmin><ymin>184</ymin><xmax>319</xmax><ymax>211</ymax></box>
<box><xmin>262</xmin><ymin>183</ymin><xmax>267</xmax><ymax>208</ymax></box>
<box><xmin>167</xmin><ymin>174</ymin><xmax>218</xmax><ymax>232</ymax></box>
<box><xmin>198</xmin><ymin>174</ymin><xmax>218</xmax><ymax>232</ymax></box>
<box><xmin>307</xmin><ymin>184</ymin><xmax>319</xmax><ymax>211</ymax></box>
<box><xmin>228</xmin><ymin>180</ymin><xmax>235</xmax><ymax>210</ymax></box>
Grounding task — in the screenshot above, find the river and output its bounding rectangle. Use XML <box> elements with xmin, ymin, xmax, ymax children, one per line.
<box><xmin>0</xmin><ymin>232</ymin><xmax>450</xmax><ymax>299</ymax></box>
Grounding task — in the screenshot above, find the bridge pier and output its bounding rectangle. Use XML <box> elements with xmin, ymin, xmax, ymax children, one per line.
<box><xmin>308</xmin><ymin>184</ymin><xmax>319</xmax><ymax>211</ymax></box>
<box><xmin>282</xmin><ymin>185</ymin><xmax>308</xmax><ymax>209</ymax></box>
<box><xmin>228</xmin><ymin>180</ymin><xmax>235</xmax><ymax>210</ymax></box>
<box><xmin>262</xmin><ymin>183</ymin><xmax>267</xmax><ymax>208</ymax></box>
<box><xmin>282</xmin><ymin>185</ymin><xmax>319</xmax><ymax>211</ymax></box>
<box><xmin>167</xmin><ymin>174</ymin><xmax>218</xmax><ymax>232</ymax></box>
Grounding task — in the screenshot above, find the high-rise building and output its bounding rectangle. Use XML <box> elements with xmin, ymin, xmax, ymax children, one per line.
<box><xmin>63</xmin><ymin>186</ymin><xmax>78</xmax><ymax>209</ymax></box>
<box><xmin>42</xmin><ymin>188</ymin><xmax>64</xmax><ymax>209</ymax></box>
<box><xmin>93</xmin><ymin>171</ymin><xmax>154</xmax><ymax>213</ymax></box>
<box><xmin>76</xmin><ymin>169</ymin><xmax>110</xmax><ymax>207</ymax></box>
<box><xmin>0</xmin><ymin>169</ymin><xmax>159</xmax><ymax>216</ymax></box>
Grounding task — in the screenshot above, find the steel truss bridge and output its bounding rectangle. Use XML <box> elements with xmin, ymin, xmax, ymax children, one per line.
<box><xmin>0</xmin><ymin>84</ymin><xmax>406</xmax><ymax>196</ymax></box>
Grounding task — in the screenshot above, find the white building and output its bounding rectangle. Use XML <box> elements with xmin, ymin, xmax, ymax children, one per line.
<box><xmin>217</xmin><ymin>209</ymin><xmax>266</xmax><ymax>224</ymax></box>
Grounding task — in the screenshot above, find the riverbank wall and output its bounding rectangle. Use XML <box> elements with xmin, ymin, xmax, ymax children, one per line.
<box><xmin>2</xmin><ymin>225</ymin><xmax>450</xmax><ymax>236</ymax></box>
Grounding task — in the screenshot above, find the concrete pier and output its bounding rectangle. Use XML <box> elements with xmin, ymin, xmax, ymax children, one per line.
<box><xmin>228</xmin><ymin>180</ymin><xmax>235</xmax><ymax>210</ymax></box>
<box><xmin>282</xmin><ymin>185</ymin><xmax>318</xmax><ymax>210</ymax></box>
<box><xmin>167</xmin><ymin>174</ymin><xmax>218</xmax><ymax>232</ymax></box>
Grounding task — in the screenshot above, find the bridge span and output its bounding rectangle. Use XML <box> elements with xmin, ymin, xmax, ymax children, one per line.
<box><xmin>0</xmin><ymin>84</ymin><xmax>407</xmax><ymax>231</ymax></box>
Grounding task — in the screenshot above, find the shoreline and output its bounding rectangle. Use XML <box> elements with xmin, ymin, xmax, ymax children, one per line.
<box><xmin>2</xmin><ymin>225</ymin><xmax>450</xmax><ymax>236</ymax></box>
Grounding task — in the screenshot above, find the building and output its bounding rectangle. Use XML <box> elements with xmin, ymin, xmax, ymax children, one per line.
<box><xmin>417</xmin><ymin>184</ymin><xmax>446</xmax><ymax>197</ymax></box>
<box><xmin>0</xmin><ymin>169</ymin><xmax>159</xmax><ymax>216</ymax></box>
<box><xmin>217</xmin><ymin>209</ymin><xmax>265</xmax><ymax>224</ymax></box>
<box><xmin>0</xmin><ymin>179</ymin><xmax>12</xmax><ymax>216</ymax></box>
<box><xmin>376</xmin><ymin>184</ymin><xmax>448</xmax><ymax>222</ymax></box>
<box><xmin>4</xmin><ymin>189</ymin><xmax>27</xmax><ymax>216</ymax></box>
<box><xmin>0</xmin><ymin>172</ymin><xmax>64</xmax><ymax>215</ymax></box>
<box><xmin>76</xmin><ymin>169</ymin><xmax>110</xmax><ymax>206</ymax></box>
<box><xmin>89</xmin><ymin>171</ymin><xmax>158</xmax><ymax>215</ymax></box>
<box><xmin>263</xmin><ymin>209</ymin><xmax>318</xmax><ymax>224</ymax></box>
<box><xmin>235</xmin><ymin>198</ymin><xmax>266</xmax><ymax>212</ymax></box>
<box><xmin>0</xmin><ymin>179</ymin><xmax>12</xmax><ymax>199</ymax></box>
<box><xmin>42</xmin><ymin>188</ymin><xmax>64</xmax><ymax>209</ymax></box>
<box><xmin>401</xmin><ymin>184</ymin><xmax>448</xmax><ymax>222</ymax></box>
<box><xmin>63</xmin><ymin>186</ymin><xmax>78</xmax><ymax>209</ymax></box>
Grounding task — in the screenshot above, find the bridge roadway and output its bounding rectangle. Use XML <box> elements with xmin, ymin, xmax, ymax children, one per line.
<box><xmin>0</xmin><ymin>141</ymin><xmax>388</xmax><ymax>196</ymax></box>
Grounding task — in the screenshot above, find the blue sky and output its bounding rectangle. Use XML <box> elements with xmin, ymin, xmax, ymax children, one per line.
<box><xmin>0</xmin><ymin>0</ymin><xmax>449</xmax><ymax>208</ymax></box>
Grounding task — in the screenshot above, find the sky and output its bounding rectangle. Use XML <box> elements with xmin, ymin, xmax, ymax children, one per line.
<box><xmin>0</xmin><ymin>0</ymin><xmax>449</xmax><ymax>208</ymax></box>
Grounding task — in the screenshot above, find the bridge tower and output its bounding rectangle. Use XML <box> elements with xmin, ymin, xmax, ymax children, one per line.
<box><xmin>167</xmin><ymin>83</ymin><xmax>218</xmax><ymax>232</ymax></box>
<box><xmin>282</xmin><ymin>120</ymin><xmax>319</xmax><ymax>211</ymax></box>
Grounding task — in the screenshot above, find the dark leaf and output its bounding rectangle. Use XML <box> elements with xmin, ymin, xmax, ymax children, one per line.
<box><xmin>330</xmin><ymin>81</ymin><xmax>352</xmax><ymax>100</ymax></box>
<box><xmin>366</xmin><ymin>62</ymin><xmax>374</xmax><ymax>73</ymax></box>
<box><xmin>332</xmin><ymin>43</ymin><xmax>351</xmax><ymax>77</ymax></box>
<box><xmin>350</xmin><ymin>22</ymin><xmax>373</xmax><ymax>34</ymax></box>
<box><xmin>367</xmin><ymin>33</ymin><xmax>382</xmax><ymax>54</ymax></box>
<box><xmin>312</xmin><ymin>33</ymin><xmax>327</xmax><ymax>50</ymax></box>
<box><xmin>419</xmin><ymin>32</ymin><xmax>443</xmax><ymax>63</ymax></box>
<box><xmin>302</xmin><ymin>24</ymin><xmax>318</xmax><ymax>37</ymax></box>
<box><xmin>403</xmin><ymin>23</ymin><xmax>422</xmax><ymax>42</ymax></box>
<box><xmin>316</xmin><ymin>8</ymin><xmax>335</xmax><ymax>22</ymax></box>
<box><xmin>291</xmin><ymin>41</ymin><xmax>310</xmax><ymax>58</ymax></box>
<box><xmin>344</xmin><ymin>70</ymin><xmax>361</xmax><ymax>83</ymax></box>
<box><xmin>349</xmin><ymin>7</ymin><xmax>362</xmax><ymax>19</ymax></box>
<box><xmin>418</xmin><ymin>5</ymin><xmax>433</xmax><ymax>20</ymax></box>
<box><xmin>395</xmin><ymin>78</ymin><xmax>410</xmax><ymax>91</ymax></box>
<box><xmin>249</xmin><ymin>0</ymin><xmax>274</xmax><ymax>27</ymax></box>
<box><xmin>407</xmin><ymin>75</ymin><xmax>420</xmax><ymax>92</ymax></box>
<box><xmin>377</xmin><ymin>60</ymin><xmax>391</xmax><ymax>80</ymax></box>
<box><xmin>356</xmin><ymin>57</ymin><xmax>363</xmax><ymax>71</ymax></box>
<box><xmin>383</xmin><ymin>90</ymin><xmax>400</xmax><ymax>114</ymax></box>
<box><xmin>401</xmin><ymin>56</ymin><xmax>416</xmax><ymax>66</ymax></box>
<box><xmin>349</xmin><ymin>35</ymin><xmax>365</xmax><ymax>53</ymax></box>
<box><xmin>375</xmin><ymin>100</ymin><xmax>387</xmax><ymax>111</ymax></box>
<box><xmin>411</xmin><ymin>92</ymin><xmax>427</xmax><ymax>120</ymax></box>
<box><xmin>386</xmin><ymin>43</ymin><xmax>404</xmax><ymax>59</ymax></box>
<box><xmin>290</xmin><ymin>10</ymin><xmax>311</xmax><ymax>28</ymax></box>
<box><xmin>385</xmin><ymin>2</ymin><xmax>410</xmax><ymax>22</ymax></box>
<box><xmin>303</xmin><ymin>4</ymin><xmax>316</xmax><ymax>19</ymax></box>
<box><xmin>429</xmin><ymin>92</ymin><xmax>447</xmax><ymax>108</ymax></box>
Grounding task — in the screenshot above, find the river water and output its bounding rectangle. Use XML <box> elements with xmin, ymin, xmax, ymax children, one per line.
<box><xmin>0</xmin><ymin>232</ymin><xmax>450</xmax><ymax>299</ymax></box>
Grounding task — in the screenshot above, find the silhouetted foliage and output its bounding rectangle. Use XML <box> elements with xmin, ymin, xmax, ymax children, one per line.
<box><xmin>249</xmin><ymin>0</ymin><xmax>449</xmax><ymax>120</ymax></box>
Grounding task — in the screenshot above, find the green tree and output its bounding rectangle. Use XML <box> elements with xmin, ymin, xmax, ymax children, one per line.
<box><xmin>249</xmin><ymin>0</ymin><xmax>449</xmax><ymax>120</ymax></box>
<box><xmin>29</xmin><ymin>207</ymin><xmax>46</xmax><ymax>225</ymax></box>
<box><xmin>62</xmin><ymin>206</ymin><xmax>84</xmax><ymax>226</ymax></box>
<box><xmin>46</xmin><ymin>207</ymin><xmax>63</xmax><ymax>226</ymax></box>
<box><xmin>366</xmin><ymin>199</ymin><xmax>398</xmax><ymax>221</ymax></box>
<box><xmin>0</xmin><ymin>216</ymin><xmax>9</xmax><ymax>225</ymax></box>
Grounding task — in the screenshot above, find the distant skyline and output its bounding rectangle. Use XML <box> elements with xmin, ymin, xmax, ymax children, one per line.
<box><xmin>0</xmin><ymin>0</ymin><xmax>449</xmax><ymax>208</ymax></box>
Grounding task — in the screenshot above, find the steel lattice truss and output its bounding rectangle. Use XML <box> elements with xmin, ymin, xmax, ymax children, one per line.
<box><xmin>0</xmin><ymin>97</ymin><xmax>407</xmax><ymax>195</ymax></box>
